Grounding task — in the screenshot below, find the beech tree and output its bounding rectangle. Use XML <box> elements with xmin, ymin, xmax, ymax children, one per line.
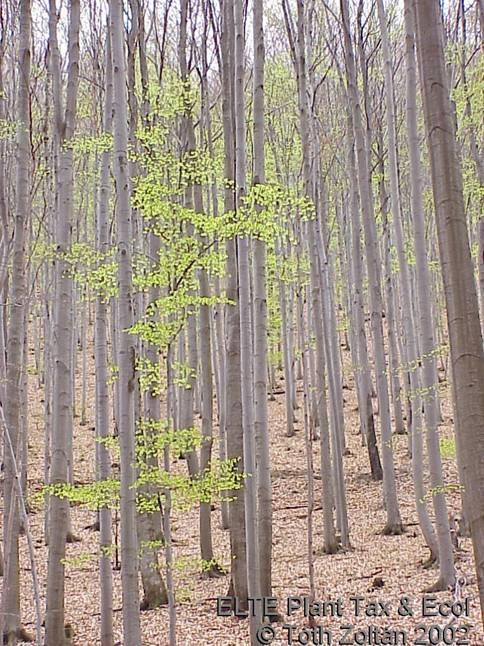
<box><xmin>413</xmin><ymin>0</ymin><xmax>484</xmax><ymax>621</ymax></box>
<box><xmin>110</xmin><ymin>0</ymin><xmax>141</xmax><ymax>639</ymax></box>
<box><xmin>0</xmin><ymin>0</ymin><xmax>32</xmax><ymax>641</ymax></box>
<box><xmin>45</xmin><ymin>0</ymin><xmax>81</xmax><ymax>641</ymax></box>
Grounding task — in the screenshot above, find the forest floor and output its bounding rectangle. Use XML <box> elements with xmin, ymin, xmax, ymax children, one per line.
<box><xmin>17</xmin><ymin>331</ymin><xmax>484</xmax><ymax>645</ymax></box>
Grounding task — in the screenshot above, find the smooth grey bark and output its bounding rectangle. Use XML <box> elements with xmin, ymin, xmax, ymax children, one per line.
<box><xmin>377</xmin><ymin>0</ymin><xmax>416</xmax><ymax>444</ymax></box>
<box><xmin>197</xmin><ymin>255</ymin><xmax>220</xmax><ymax>574</ymax></box>
<box><xmin>192</xmin><ymin>149</ymin><xmax>219</xmax><ymax>576</ymax></box>
<box><xmin>132</xmin><ymin>5</ymin><xmax>169</xmax><ymax>607</ymax></box>
<box><xmin>95</xmin><ymin>27</ymin><xmax>114</xmax><ymax>646</ymax></box>
<box><xmin>292</xmin><ymin>0</ymin><xmax>338</xmax><ymax>553</ymax></box>
<box><xmin>252</xmin><ymin>0</ymin><xmax>273</xmax><ymax>601</ymax></box>
<box><xmin>276</xmin><ymin>239</ymin><xmax>295</xmax><ymax>437</ymax></box>
<box><xmin>178</xmin><ymin>0</ymin><xmax>200</xmax><ymax>480</ymax></box>
<box><xmin>46</xmin><ymin>0</ymin><xmax>81</xmax><ymax>641</ymax></box>
<box><xmin>0</xmin><ymin>0</ymin><xmax>32</xmax><ymax>640</ymax></box>
<box><xmin>314</xmin><ymin>174</ymin><xmax>349</xmax><ymax>548</ymax></box>
<box><xmin>379</xmin><ymin>159</ymin><xmax>438</xmax><ymax>562</ymax></box>
<box><xmin>221</xmin><ymin>0</ymin><xmax>248</xmax><ymax>611</ymax></box>
<box><xmin>343</xmin><ymin>105</ymin><xmax>382</xmax><ymax>482</ymax></box>
<box><xmin>177</xmin><ymin>0</ymin><xmax>218</xmax><ymax>570</ymax></box>
<box><xmin>165</xmin><ymin>344</ymin><xmax>177</xmax><ymax>646</ymax></box>
<box><xmin>414</xmin><ymin>0</ymin><xmax>484</xmax><ymax>620</ymax></box>
<box><xmin>340</xmin><ymin>0</ymin><xmax>403</xmax><ymax>535</ymax></box>
<box><xmin>296</xmin><ymin>280</ymin><xmax>316</xmax><ymax>605</ymax></box>
<box><xmin>233</xmin><ymin>0</ymin><xmax>260</xmax><ymax>640</ymax></box>
<box><xmin>110</xmin><ymin>0</ymin><xmax>141</xmax><ymax>640</ymax></box>
<box><xmin>404</xmin><ymin>0</ymin><xmax>455</xmax><ymax>587</ymax></box>
<box><xmin>380</xmin><ymin>206</ymin><xmax>405</xmax><ymax>439</ymax></box>
<box><xmin>1</xmin><ymin>400</ymin><xmax>43</xmax><ymax>644</ymax></box>
<box><xmin>0</xmin><ymin>50</ymin><xmax>8</xmax><ymax>433</ymax></box>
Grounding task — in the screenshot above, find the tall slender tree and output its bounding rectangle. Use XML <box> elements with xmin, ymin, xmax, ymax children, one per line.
<box><xmin>414</xmin><ymin>0</ymin><xmax>484</xmax><ymax>621</ymax></box>
<box><xmin>340</xmin><ymin>0</ymin><xmax>403</xmax><ymax>534</ymax></box>
<box><xmin>95</xmin><ymin>25</ymin><xmax>114</xmax><ymax>646</ymax></box>
<box><xmin>110</xmin><ymin>0</ymin><xmax>142</xmax><ymax>640</ymax></box>
<box><xmin>0</xmin><ymin>0</ymin><xmax>32</xmax><ymax>641</ymax></box>
<box><xmin>46</xmin><ymin>0</ymin><xmax>81</xmax><ymax>641</ymax></box>
<box><xmin>252</xmin><ymin>0</ymin><xmax>273</xmax><ymax>601</ymax></box>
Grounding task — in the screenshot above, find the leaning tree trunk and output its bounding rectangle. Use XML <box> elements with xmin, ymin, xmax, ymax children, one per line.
<box><xmin>414</xmin><ymin>0</ymin><xmax>484</xmax><ymax>622</ymax></box>
<box><xmin>404</xmin><ymin>0</ymin><xmax>455</xmax><ymax>586</ymax></box>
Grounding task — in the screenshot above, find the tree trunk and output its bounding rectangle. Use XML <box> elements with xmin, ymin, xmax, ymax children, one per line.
<box><xmin>414</xmin><ymin>0</ymin><xmax>484</xmax><ymax>621</ymax></box>
<box><xmin>291</xmin><ymin>0</ymin><xmax>338</xmax><ymax>555</ymax></box>
<box><xmin>46</xmin><ymin>0</ymin><xmax>81</xmax><ymax>640</ymax></box>
<box><xmin>340</xmin><ymin>0</ymin><xmax>403</xmax><ymax>535</ymax></box>
<box><xmin>234</xmin><ymin>0</ymin><xmax>261</xmax><ymax>639</ymax></box>
<box><xmin>110</xmin><ymin>0</ymin><xmax>141</xmax><ymax>639</ymax></box>
<box><xmin>221</xmin><ymin>0</ymin><xmax>248</xmax><ymax>612</ymax></box>
<box><xmin>95</xmin><ymin>27</ymin><xmax>114</xmax><ymax>645</ymax></box>
<box><xmin>0</xmin><ymin>0</ymin><xmax>32</xmax><ymax>641</ymax></box>
<box><xmin>404</xmin><ymin>0</ymin><xmax>455</xmax><ymax>586</ymax></box>
<box><xmin>252</xmin><ymin>0</ymin><xmax>273</xmax><ymax>601</ymax></box>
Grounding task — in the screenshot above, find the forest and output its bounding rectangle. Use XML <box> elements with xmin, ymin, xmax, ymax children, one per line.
<box><xmin>0</xmin><ymin>0</ymin><xmax>483</xmax><ymax>643</ymax></box>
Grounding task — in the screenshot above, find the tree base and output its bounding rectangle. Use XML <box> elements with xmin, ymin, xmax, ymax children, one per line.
<box><xmin>422</xmin><ymin>553</ymin><xmax>438</xmax><ymax>569</ymax></box>
<box><xmin>140</xmin><ymin>591</ymin><xmax>168</xmax><ymax>611</ymax></box>
<box><xmin>3</xmin><ymin>627</ymin><xmax>34</xmax><ymax>644</ymax></box>
<box><xmin>423</xmin><ymin>575</ymin><xmax>454</xmax><ymax>593</ymax></box>
<box><xmin>322</xmin><ymin>540</ymin><xmax>344</xmax><ymax>555</ymax></box>
<box><xmin>381</xmin><ymin>522</ymin><xmax>405</xmax><ymax>536</ymax></box>
<box><xmin>457</xmin><ymin>517</ymin><xmax>471</xmax><ymax>538</ymax></box>
<box><xmin>84</xmin><ymin>520</ymin><xmax>100</xmax><ymax>531</ymax></box>
<box><xmin>264</xmin><ymin>611</ymin><xmax>284</xmax><ymax>624</ymax></box>
<box><xmin>201</xmin><ymin>563</ymin><xmax>226</xmax><ymax>579</ymax></box>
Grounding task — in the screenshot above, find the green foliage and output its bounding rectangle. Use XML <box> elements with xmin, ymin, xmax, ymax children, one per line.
<box><xmin>107</xmin><ymin>363</ymin><xmax>119</xmax><ymax>386</ymax></box>
<box><xmin>96</xmin><ymin>435</ymin><xmax>121</xmax><ymax>465</ymax></box>
<box><xmin>139</xmin><ymin>539</ymin><xmax>164</xmax><ymax>553</ymax></box>
<box><xmin>173</xmin><ymin>555</ymin><xmax>227</xmax><ymax>575</ymax></box>
<box><xmin>440</xmin><ymin>437</ymin><xmax>456</xmax><ymax>460</ymax></box>
<box><xmin>136</xmin><ymin>357</ymin><xmax>164</xmax><ymax>396</ymax></box>
<box><xmin>37</xmin><ymin>479</ymin><xmax>120</xmax><ymax>510</ymax></box>
<box><xmin>134</xmin><ymin>421</ymin><xmax>244</xmax><ymax>512</ymax></box>
<box><xmin>61</xmin><ymin>553</ymin><xmax>95</xmax><ymax>568</ymax></box>
<box><xmin>65</xmin><ymin>242</ymin><xmax>117</xmax><ymax>301</ymax></box>
<box><xmin>393</xmin><ymin>343</ymin><xmax>448</xmax><ymax>377</ymax></box>
<box><xmin>172</xmin><ymin>361</ymin><xmax>197</xmax><ymax>389</ymax></box>
<box><xmin>421</xmin><ymin>482</ymin><xmax>464</xmax><ymax>504</ymax></box>
<box><xmin>136</xmin><ymin>419</ymin><xmax>203</xmax><ymax>459</ymax></box>
<box><xmin>31</xmin><ymin>241</ymin><xmax>56</xmax><ymax>264</ymax></box>
<box><xmin>66</xmin><ymin>132</ymin><xmax>113</xmax><ymax>155</ymax></box>
<box><xmin>135</xmin><ymin>457</ymin><xmax>243</xmax><ymax>513</ymax></box>
<box><xmin>130</xmin><ymin>293</ymin><xmax>230</xmax><ymax>349</ymax></box>
<box><xmin>140</xmin><ymin>72</ymin><xmax>197</xmax><ymax>121</ymax></box>
<box><xmin>0</xmin><ymin>118</ymin><xmax>16</xmax><ymax>140</ymax></box>
<box><xmin>36</xmin><ymin>422</ymin><xmax>243</xmax><ymax>515</ymax></box>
